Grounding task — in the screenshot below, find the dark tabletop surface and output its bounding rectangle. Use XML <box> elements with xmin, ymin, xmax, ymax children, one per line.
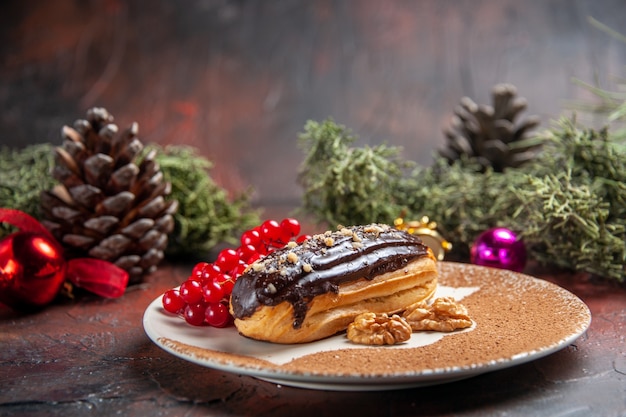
<box><xmin>1</xmin><ymin>261</ymin><xmax>625</xmax><ymax>417</ymax></box>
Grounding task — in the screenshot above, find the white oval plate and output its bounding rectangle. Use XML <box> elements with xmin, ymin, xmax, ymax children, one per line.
<box><xmin>143</xmin><ymin>262</ymin><xmax>591</xmax><ymax>391</ymax></box>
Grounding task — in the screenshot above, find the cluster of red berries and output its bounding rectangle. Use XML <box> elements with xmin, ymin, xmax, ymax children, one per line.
<box><xmin>161</xmin><ymin>218</ymin><xmax>309</xmax><ymax>327</ymax></box>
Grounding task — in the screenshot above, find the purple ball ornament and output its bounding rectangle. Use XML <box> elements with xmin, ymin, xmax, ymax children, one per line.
<box><xmin>470</xmin><ymin>227</ymin><xmax>527</xmax><ymax>272</ymax></box>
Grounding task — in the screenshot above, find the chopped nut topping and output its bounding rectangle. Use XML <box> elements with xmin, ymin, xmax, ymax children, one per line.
<box><xmin>363</xmin><ymin>224</ymin><xmax>386</xmax><ymax>236</ymax></box>
<box><xmin>340</xmin><ymin>227</ymin><xmax>353</xmax><ymax>236</ymax></box>
<box><xmin>266</xmin><ymin>283</ymin><xmax>277</xmax><ymax>294</ymax></box>
<box><xmin>324</xmin><ymin>237</ymin><xmax>335</xmax><ymax>247</ymax></box>
<box><xmin>351</xmin><ymin>241</ymin><xmax>364</xmax><ymax>249</ymax></box>
<box><xmin>302</xmin><ymin>263</ymin><xmax>312</xmax><ymax>273</ymax></box>
<box><xmin>351</xmin><ymin>232</ymin><xmax>362</xmax><ymax>243</ymax></box>
<box><xmin>402</xmin><ymin>297</ymin><xmax>472</xmax><ymax>332</ymax></box>
<box><xmin>287</xmin><ymin>252</ymin><xmax>298</xmax><ymax>264</ymax></box>
<box><xmin>251</xmin><ymin>261</ymin><xmax>265</xmax><ymax>272</ymax></box>
<box><xmin>286</xmin><ymin>241</ymin><xmax>297</xmax><ymax>249</ymax></box>
<box><xmin>347</xmin><ymin>312</ymin><xmax>412</xmax><ymax>346</ymax></box>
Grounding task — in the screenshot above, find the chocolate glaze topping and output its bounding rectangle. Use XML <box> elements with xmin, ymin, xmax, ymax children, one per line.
<box><xmin>230</xmin><ymin>224</ymin><xmax>430</xmax><ymax>329</ymax></box>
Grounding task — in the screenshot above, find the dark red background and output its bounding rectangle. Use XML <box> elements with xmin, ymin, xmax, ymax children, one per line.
<box><xmin>2</xmin><ymin>0</ymin><xmax>626</xmax><ymax>212</ymax></box>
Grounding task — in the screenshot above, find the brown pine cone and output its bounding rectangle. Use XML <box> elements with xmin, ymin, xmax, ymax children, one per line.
<box><xmin>440</xmin><ymin>83</ymin><xmax>542</xmax><ymax>172</ymax></box>
<box><xmin>40</xmin><ymin>107</ymin><xmax>178</xmax><ymax>283</ymax></box>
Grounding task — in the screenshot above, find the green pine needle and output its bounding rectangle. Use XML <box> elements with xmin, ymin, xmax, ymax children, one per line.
<box><xmin>0</xmin><ymin>143</ymin><xmax>57</xmax><ymax>231</ymax></box>
<box><xmin>297</xmin><ymin>117</ymin><xmax>626</xmax><ymax>282</ymax></box>
<box><xmin>297</xmin><ymin>118</ymin><xmax>411</xmax><ymax>227</ymax></box>
<box><xmin>0</xmin><ymin>143</ymin><xmax>260</xmax><ymax>260</ymax></box>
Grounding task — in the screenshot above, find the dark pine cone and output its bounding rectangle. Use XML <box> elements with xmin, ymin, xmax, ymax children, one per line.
<box><xmin>440</xmin><ymin>83</ymin><xmax>542</xmax><ymax>172</ymax></box>
<box><xmin>40</xmin><ymin>107</ymin><xmax>178</xmax><ymax>283</ymax></box>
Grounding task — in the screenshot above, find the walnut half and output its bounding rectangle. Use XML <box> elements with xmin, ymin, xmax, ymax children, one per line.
<box><xmin>347</xmin><ymin>312</ymin><xmax>412</xmax><ymax>346</ymax></box>
<box><xmin>402</xmin><ymin>297</ymin><xmax>472</xmax><ymax>332</ymax></box>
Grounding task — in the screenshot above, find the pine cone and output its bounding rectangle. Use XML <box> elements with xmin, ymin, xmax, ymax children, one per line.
<box><xmin>40</xmin><ymin>107</ymin><xmax>178</xmax><ymax>283</ymax></box>
<box><xmin>440</xmin><ymin>83</ymin><xmax>541</xmax><ymax>172</ymax></box>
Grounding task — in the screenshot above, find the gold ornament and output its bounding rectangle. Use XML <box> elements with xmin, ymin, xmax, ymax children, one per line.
<box><xmin>394</xmin><ymin>216</ymin><xmax>452</xmax><ymax>261</ymax></box>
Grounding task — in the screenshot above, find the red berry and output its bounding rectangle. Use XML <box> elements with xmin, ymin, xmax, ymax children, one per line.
<box><xmin>205</xmin><ymin>302</ymin><xmax>230</xmax><ymax>327</ymax></box>
<box><xmin>202</xmin><ymin>281</ymin><xmax>225</xmax><ymax>304</ymax></box>
<box><xmin>163</xmin><ymin>218</ymin><xmax>306</xmax><ymax>329</ymax></box>
<box><xmin>201</xmin><ymin>263</ymin><xmax>221</xmax><ymax>282</ymax></box>
<box><xmin>179</xmin><ymin>280</ymin><xmax>203</xmax><ymax>304</ymax></box>
<box><xmin>191</xmin><ymin>262</ymin><xmax>210</xmax><ymax>281</ymax></box>
<box><xmin>280</xmin><ymin>218</ymin><xmax>301</xmax><ymax>240</ymax></box>
<box><xmin>240</xmin><ymin>229</ymin><xmax>261</xmax><ymax>248</ymax></box>
<box><xmin>255</xmin><ymin>243</ymin><xmax>271</xmax><ymax>256</ymax></box>
<box><xmin>215</xmin><ymin>273</ymin><xmax>235</xmax><ymax>295</ymax></box>
<box><xmin>296</xmin><ymin>234</ymin><xmax>311</xmax><ymax>243</ymax></box>
<box><xmin>184</xmin><ymin>302</ymin><xmax>206</xmax><ymax>326</ymax></box>
<box><xmin>260</xmin><ymin>219</ymin><xmax>282</xmax><ymax>244</ymax></box>
<box><xmin>216</xmin><ymin>248</ymin><xmax>239</xmax><ymax>273</ymax></box>
<box><xmin>237</xmin><ymin>244</ymin><xmax>257</xmax><ymax>263</ymax></box>
<box><xmin>162</xmin><ymin>289</ymin><xmax>185</xmax><ymax>314</ymax></box>
<box><xmin>231</xmin><ymin>261</ymin><xmax>248</xmax><ymax>277</ymax></box>
<box><xmin>247</xmin><ymin>252</ymin><xmax>262</xmax><ymax>264</ymax></box>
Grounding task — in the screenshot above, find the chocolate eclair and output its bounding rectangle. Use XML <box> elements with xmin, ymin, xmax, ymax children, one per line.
<box><xmin>229</xmin><ymin>223</ymin><xmax>438</xmax><ymax>344</ymax></box>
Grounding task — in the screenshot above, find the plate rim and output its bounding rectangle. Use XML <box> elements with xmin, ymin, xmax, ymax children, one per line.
<box><xmin>142</xmin><ymin>262</ymin><xmax>591</xmax><ymax>390</ymax></box>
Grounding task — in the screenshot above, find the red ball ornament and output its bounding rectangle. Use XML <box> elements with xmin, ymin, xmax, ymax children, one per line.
<box><xmin>0</xmin><ymin>231</ymin><xmax>66</xmax><ymax>309</ymax></box>
<box><xmin>1</xmin><ymin>208</ymin><xmax>129</xmax><ymax>310</ymax></box>
<box><xmin>470</xmin><ymin>227</ymin><xmax>527</xmax><ymax>272</ymax></box>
